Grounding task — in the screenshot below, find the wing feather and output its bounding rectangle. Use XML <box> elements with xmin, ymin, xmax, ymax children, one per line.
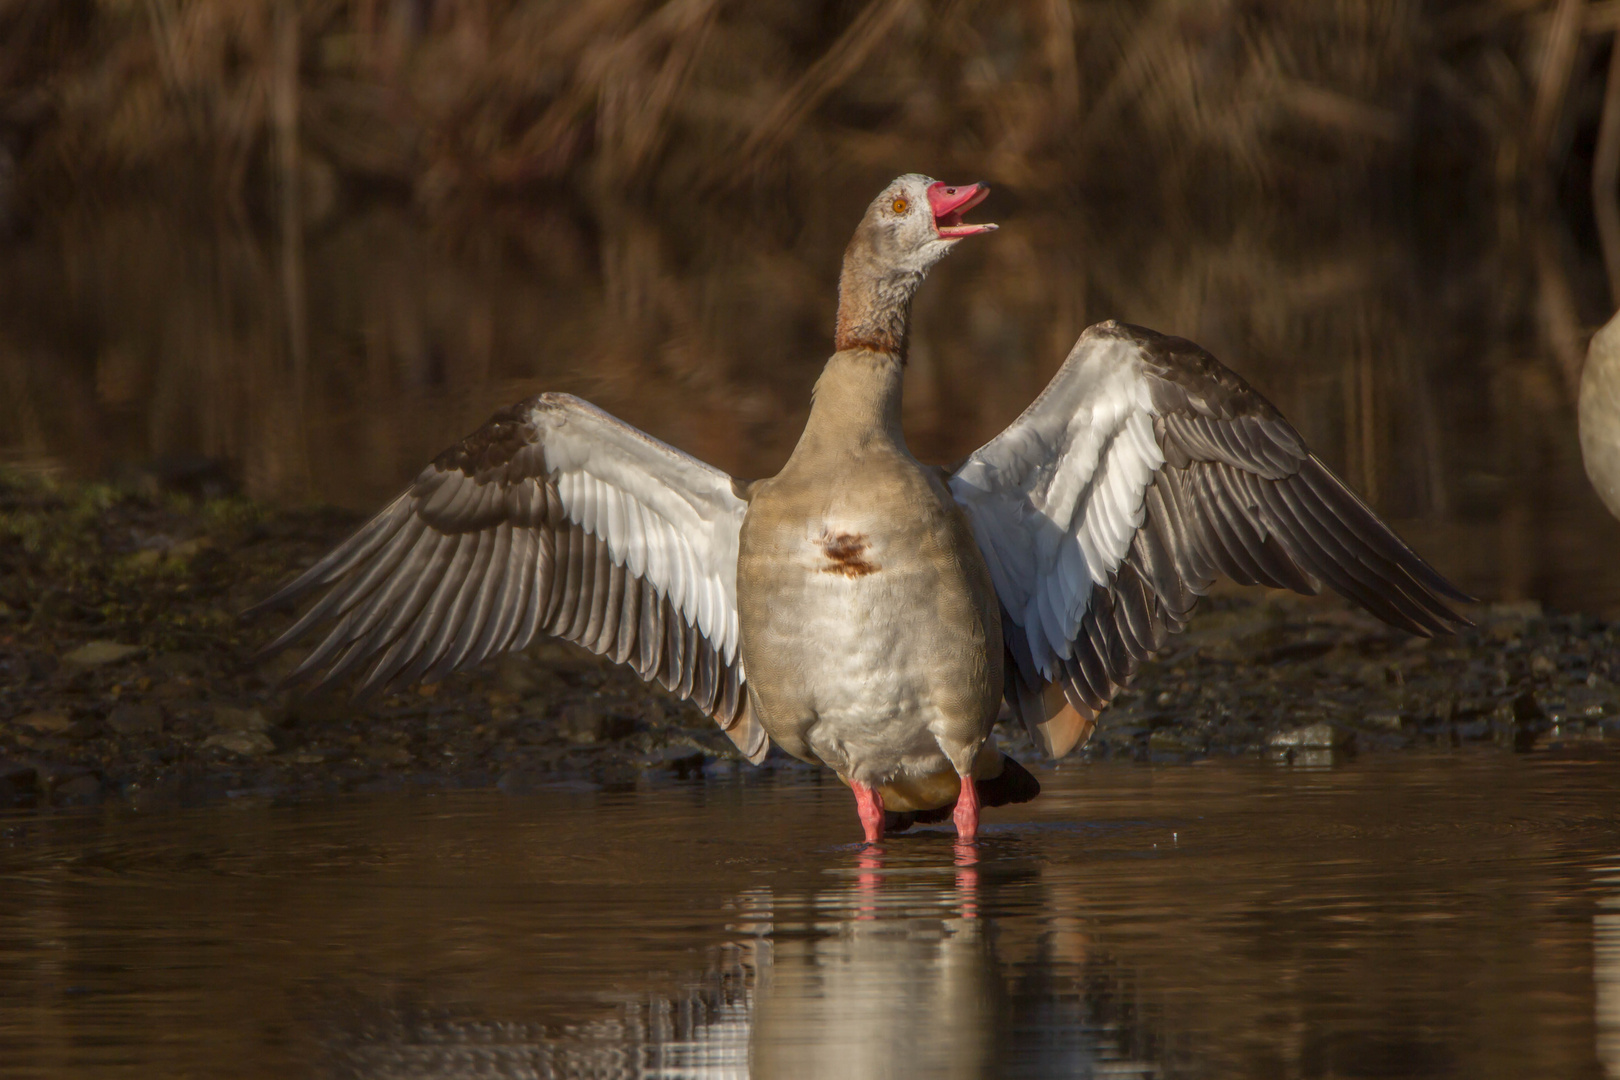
<box><xmin>952</xmin><ymin>321</ymin><xmax>1470</xmax><ymax>756</ymax></box>
<box><xmin>437</xmin><ymin>522</ymin><xmax>513</xmax><ymax>678</ymax></box>
<box><xmin>249</xmin><ymin>394</ymin><xmax>762</xmax><ymax>760</ymax></box>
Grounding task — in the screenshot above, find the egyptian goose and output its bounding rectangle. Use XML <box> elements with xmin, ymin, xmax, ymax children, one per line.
<box><xmin>252</xmin><ymin>175</ymin><xmax>1470</xmax><ymax>843</ymax></box>
<box><xmin>1581</xmin><ymin>311</ymin><xmax>1620</xmax><ymax>520</ymax></box>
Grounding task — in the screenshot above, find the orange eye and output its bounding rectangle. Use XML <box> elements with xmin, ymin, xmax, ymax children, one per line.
<box><xmin>891</xmin><ymin>197</ymin><xmax>909</xmax><ymax>214</ymax></box>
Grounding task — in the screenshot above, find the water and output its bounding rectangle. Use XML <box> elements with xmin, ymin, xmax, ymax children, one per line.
<box><xmin>2</xmin><ymin>749</ymin><xmax>1618</xmax><ymax>1078</ymax></box>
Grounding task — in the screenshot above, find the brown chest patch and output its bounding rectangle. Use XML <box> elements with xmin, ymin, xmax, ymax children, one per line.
<box><xmin>820</xmin><ymin>531</ymin><xmax>880</xmax><ymax>577</ymax></box>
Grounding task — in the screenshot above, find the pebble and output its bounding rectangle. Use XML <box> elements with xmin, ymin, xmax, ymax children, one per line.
<box><xmin>556</xmin><ymin>700</ymin><xmax>636</xmax><ymax>744</ymax></box>
<box><xmin>367</xmin><ymin>744</ymin><xmax>414</xmax><ymax>766</ymax></box>
<box><xmin>61</xmin><ymin>641</ymin><xmax>143</xmax><ymax>668</ymax></box>
<box><xmin>14</xmin><ymin>711</ymin><xmax>74</xmax><ymax>735</ymax></box>
<box><xmin>1268</xmin><ymin>722</ymin><xmax>1351</xmax><ymax>749</ymax></box>
<box><xmin>212</xmin><ymin>705</ymin><xmax>270</xmax><ymax>733</ymax></box>
<box><xmin>52</xmin><ymin>772</ymin><xmax>103</xmax><ymax>806</ymax></box>
<box><xmin>107</xmin><ymin>702</ymin><xmax>163</xmax><ymax>735</ymax></box>
<box><xmin>1148</xmin><ymin>728</ymin><xmax>1206</xmax><ymax>753</ymax></box>
<box><xmin>150</xmin><ymin>651</ymin><xmax>207</xmax><ymax>677</ymax></box>
<box><xmin>639</xmin><ymin>745</ymin><xmax>706</xmax><ymax>777</ymax></box>
<box><xmin>202</xmin><ymin>731</ymin><xmax>275</xmax><ymax>756</ymax></box>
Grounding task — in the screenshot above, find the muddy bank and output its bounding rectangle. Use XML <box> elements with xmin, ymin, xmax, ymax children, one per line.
<box><xmin>1</xmin><ymin>469</ymin><xmax>1617</xmax><ymax>812</ymax></box>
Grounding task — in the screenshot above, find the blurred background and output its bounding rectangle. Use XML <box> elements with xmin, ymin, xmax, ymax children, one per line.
<box><xmin>1</xmin><ymin>0</ymin><xmax>1619</xmax><ymax>609</ymax></box>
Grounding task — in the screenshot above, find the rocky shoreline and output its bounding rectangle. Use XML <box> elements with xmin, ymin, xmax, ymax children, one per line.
<box><xmin>1</xmin><ymin>470</ymin><xmax>1616</xmax><ymax>812</ymax></box>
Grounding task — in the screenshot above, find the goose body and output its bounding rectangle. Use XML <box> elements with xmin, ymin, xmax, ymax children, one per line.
<box><xmin>252</xmin><ymin>175</ymin><xmax>1470</xmax><ymax>843</ymax></box>
<box><xmin>738</xmin><ymin>348</ymin><xmax>1003</xmax><ymax>824</ymax></box>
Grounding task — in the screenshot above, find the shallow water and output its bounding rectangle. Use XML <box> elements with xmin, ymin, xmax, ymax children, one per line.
<box><xmin>2</xmin><ymin>749</ymin><xmax>1618</xmax><ymax>1078</ymax></box>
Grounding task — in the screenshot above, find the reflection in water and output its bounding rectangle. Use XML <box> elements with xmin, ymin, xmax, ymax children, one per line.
<box><xmin>315</xmin><ymin>838</ymin><xmax>1159</xmax><ymax>1080</ymax></box>
<box><xmin>1601</xmin><ymin>863</ymin><xmax>1620</xmax><ymax>1079</ymax></box>
<box><xmin>322</xmin><ymin>953</ymin><xmax>757</xmax><ymax>1078</ymax></box>
<box><xmin>4</xmin><ymin>751</ymin><xmax>1616</xmax><ymax>1079</ymax></box>
<box><xmin>749</xmin><ymin>852</ymin><xmax>996</xmax><ymax>1080</ymax></box>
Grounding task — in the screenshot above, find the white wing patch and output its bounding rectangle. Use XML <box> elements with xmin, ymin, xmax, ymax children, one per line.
<box><xmin>253</xmin><ymin>393</ymin><xmax>761</xmax><ymax>760</ymax></box>
<box><xmin>950</xmin><ymin>335</ymin><xmax>1164</xmax><ymax>680</ymax></box>
<box><xmin>950</xmin><ymin>319</ymin><xmax>1468</xmax><ymax>761</ymax></box>
<box><xmin>539</xmin><ymin>398</ymin><xmax>744</xmax><ymax>668</ymax></box>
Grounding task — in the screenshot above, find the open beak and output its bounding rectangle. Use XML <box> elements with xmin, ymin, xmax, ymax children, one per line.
<box><xmin>927</xmin><ymin>182</ymin><xmax>997</xmax><ymax>238</ymax></box>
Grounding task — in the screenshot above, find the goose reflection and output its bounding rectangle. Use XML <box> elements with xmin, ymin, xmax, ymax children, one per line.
<box><xmin>319</xmin><ymin>837</ymin><xmax>1159</xmax><ymax>1079</ymax></box>
<box><xmin>749</xmin><ymin>840</ymin><xmax>992</xmax><ymax>1080</ymax></box>
<box><xmin>1599</xmin><ymin>859</ymin><xmax>1620</xmax><ymax>1079</ymax></box>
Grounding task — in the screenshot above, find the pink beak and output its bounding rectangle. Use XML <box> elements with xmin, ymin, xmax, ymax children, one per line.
<box><xmin>927</xmin><ymin>182</ymin><xmax>997</xmax><ymax>238</ymax></box>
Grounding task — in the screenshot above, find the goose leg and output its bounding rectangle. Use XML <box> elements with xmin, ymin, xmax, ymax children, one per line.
<box><xmin>952</xmin><ymin>771</ymin><xmax>980</xmax><ymax>842</ymax></box>
<box><xmin>852</xmin><ymin>781</ymin><xmax>885</xmax><ymax>844</ymax></box>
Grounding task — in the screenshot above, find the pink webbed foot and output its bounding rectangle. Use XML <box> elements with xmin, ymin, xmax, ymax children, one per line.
<box><xmin>952</xmin><ymin>772</ymin><xmax>981</xmax><ymax>842</ymax></box>
<box><xmin>852</xmin><ymin>781</ymin><xmax>885</xmax><ymax>844</ymax></box>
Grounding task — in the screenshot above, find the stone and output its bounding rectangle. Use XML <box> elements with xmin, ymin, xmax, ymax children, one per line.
<box><xmin>1540</xmin><ymin>698</ymin><xmax>1574</xmax><ymax>723</ymax></box>
<box><xmin>639</xmin><ymin>745</ymin><xmax>706</xmax><ymax>777</ymax></box>
<box><xmin>703</xmin><ymin>758</ymin><xmax>741</xmax><ymax>779</ymax></box>
<box><xmin>555</xmin><ymin>700</ymin><xmax>636</xmax><ymax>744</ymax></box>
<box><xmin>1268</xmin><ymin>722</ymin><xmax>1350</xmax><ymax>749</ymax></box>
<box><xmin>14</xmin><ymin>711</ymin><xmax>73</xmax><ymax>734</ymax></box>
<box><xmin>367</xmin><ymin>743</ymin><xmax>414</xmax><ymax>766</ymax></box>
<box><xmin>107</xmin><ymin>702</ymin><xmax>163</xmax><ymax>735</ymax></box>
<box><xmin>1531</xmin><ymin>654</ymin><xmax>1557</xmax><ymax>678</ymax></box>
<box><xmin>212</xmin><ymin>705</ymin><xmax>270</xmax><ymax>733</ymax></box>
<box><xmin>61</xmin><ymin>641</ymin><xmax>143</xmax><ymax>667</ymax></box>
<box><xmin>1148</xmin><ymin>728</ymin><xmax>1206</xmax><ymax>753</ymax></box>
<box><xmin>1490</xmin><ymin>600</ymin><xmax>1544</xmax><ymax>621</ymax></box>
<box><xmin>150</xmin><ymin>651</ymin><xmax>206</xmax><ymax>677</ymax></box>
<box><xmin>202</xmin><ymin>731</ymin><xmax>275</xmax><ymax>756</ymax></box>
<box><xmin>51</xmin><ymin>772</ymin><xmax>103</xmax><ymax>806</ymax></box>
<box><xmin>1361</xmin><ymin>712</ymin><xmax>1404</xmax><ymax>731</ymax></box>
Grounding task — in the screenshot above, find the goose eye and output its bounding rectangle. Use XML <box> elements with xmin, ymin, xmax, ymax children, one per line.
<box><xmin>891</xmin><ymin>197</ymin><xmax>909</xmax><ymax>214</ymax></box>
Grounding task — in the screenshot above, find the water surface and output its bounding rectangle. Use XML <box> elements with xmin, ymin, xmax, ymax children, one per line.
<box><xmin>2</xmin><ymin>749</ymin><xmax>1618</xmax><ymax>1078</ymax></box>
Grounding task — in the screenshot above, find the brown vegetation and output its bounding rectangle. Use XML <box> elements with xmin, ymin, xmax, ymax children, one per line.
<box><xmin>1</xmin><ymin>1</ymin><xmax>1619</xmax><ymax>607</ymax></box>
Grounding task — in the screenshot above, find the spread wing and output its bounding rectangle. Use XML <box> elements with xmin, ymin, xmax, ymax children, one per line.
<box><xmin>949</xmin><ymin>320</ymin><xmax>1472</xmax><ymax>758</ymax></box>
<box><xmin>249</xmin><ymin>393</ymin><xmax>766</xmax><ymax>762</ymax></box>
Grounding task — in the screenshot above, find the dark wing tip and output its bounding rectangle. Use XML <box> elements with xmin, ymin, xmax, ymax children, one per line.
<box><xmin>1136</xmin><ymin>337</ymin><xmax>1474</xmax><ymax>639</ymax></box>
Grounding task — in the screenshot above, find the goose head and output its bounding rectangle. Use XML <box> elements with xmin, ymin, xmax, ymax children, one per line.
<box><xmin>835</xmin><ymin>174</ymin><xmax>996</xmax><ymax>356</ymax></box>
<box><xmin>850</xmin><ymin>174</ymin><xmax>997</xmax><ymax>276</ymax></box>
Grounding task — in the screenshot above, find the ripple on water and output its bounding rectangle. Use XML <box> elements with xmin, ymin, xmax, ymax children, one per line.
<box><xmin>0</xmin><ymin>748</ymin><xmax>1617</xmax><ymax>1078</ymax></box>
